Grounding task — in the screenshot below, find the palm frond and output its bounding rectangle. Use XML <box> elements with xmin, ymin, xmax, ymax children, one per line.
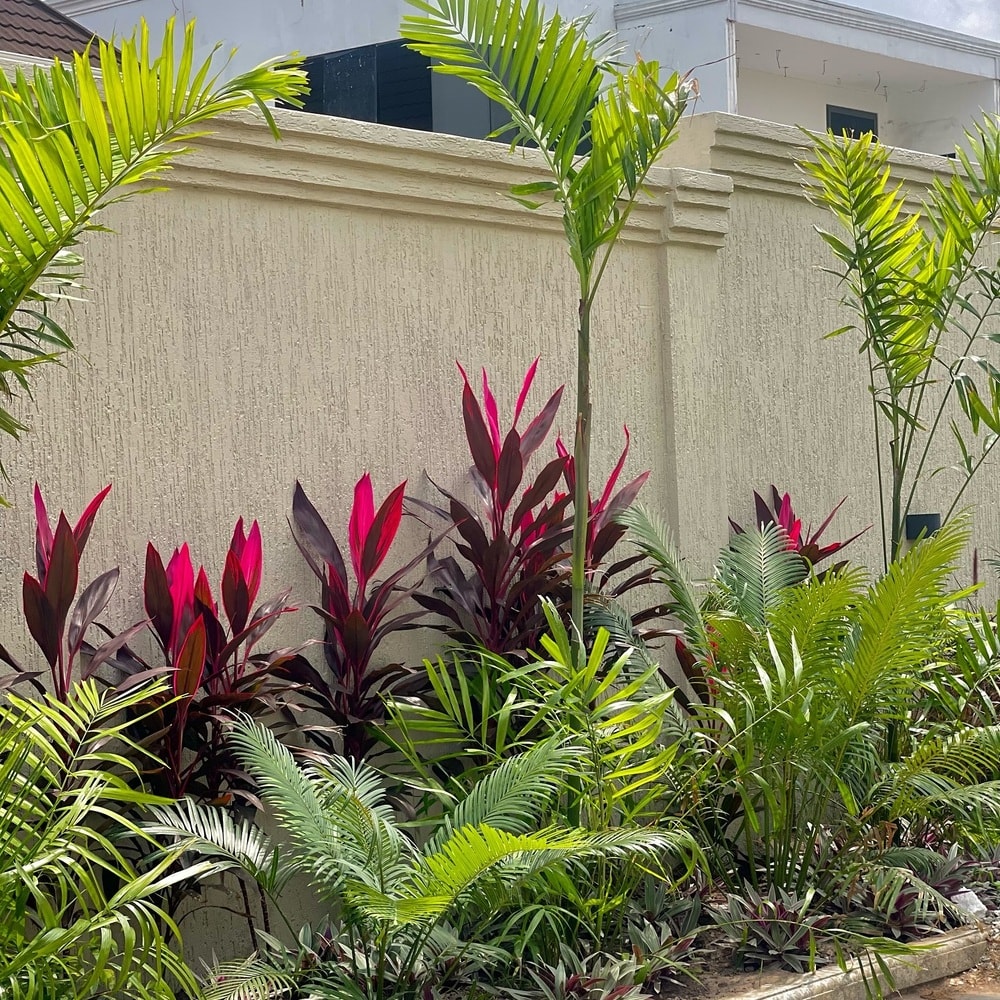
<box><xmin>716</xmin><ymin>523</ymin><xmax>808</xmax><ymax>629</ymax></box>
<box><xmin>427</xmin><ymin>735</ymin><xmax>573</xmax><ymax>851</ymax></box>
<box><xmin>839</xmin><ymin>518</ymin><xmax>968</xmax><ymax>720</ymax></box>
<box><xmin>145</xmin><ymin>797</ymin><xmax>296</xmax><ymax>895</ymax></box>
<box><xmin>618</xmin><ymin>504</ymin><xmax>710</xmax><ymax>657</ymax></box>
<box><xmin>0</xmin><ymin>680</ymin><xmax>207</xmax><ymax>999</ymax></box>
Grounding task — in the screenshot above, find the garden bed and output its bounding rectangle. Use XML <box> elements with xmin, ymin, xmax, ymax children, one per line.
<box><xmin>663</xmin><ymin>928</ymin><xmax>988</xmax><ymax>1000</ymax></box>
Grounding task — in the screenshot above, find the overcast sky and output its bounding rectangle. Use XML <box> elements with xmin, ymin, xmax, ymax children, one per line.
<box><xmin>852</xmin><ymin>0</ymin><xmax>1000</xmax><ymax>38</ymax></box>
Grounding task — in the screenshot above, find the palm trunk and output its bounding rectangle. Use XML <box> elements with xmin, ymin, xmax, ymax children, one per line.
<box><xmin>571</xmin><ymin>297</ymin><xmax>592</xmax><ymax>661</ymax></box>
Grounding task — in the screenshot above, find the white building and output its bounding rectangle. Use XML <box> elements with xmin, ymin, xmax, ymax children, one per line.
<box><xmin>51</xmin><ymin>0</ymin><xmax>1000</xmax><ymax>154</ymax></box>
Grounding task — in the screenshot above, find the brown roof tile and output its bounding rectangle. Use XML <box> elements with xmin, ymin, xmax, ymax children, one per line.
<box><xmin>0</xmin><ymin>0</ymin><xmax>101</xmax><ymax>63</ymax></box>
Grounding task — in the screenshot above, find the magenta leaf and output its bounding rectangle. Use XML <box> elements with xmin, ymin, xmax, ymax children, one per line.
<box><xmin>72</xmin><ymin>483</ymin><xmax>112</xmax><ymax>555</ymax></box>
<box><xmin>33</xmin><ymin>483</ymin><xmax>53</xmax><ymax>580</ymax></box>
<box><xmin>349</xmin><ymin>473</ymin><xmax>376</xmax><ymax>583</ymax></box>
<box><xmin>514</xmin><ymin>356</ymin><xmax>540</xmax><ymax>426</ymax></box>
<box><xmin>521</xmin><ymin>385</ymin><xmax>565</xmax><ymax>461</ymax></box>
<box><xmin>360</xmin><ymin>480</ymin><xmax>406</xmax><ymax>583</ymax></box>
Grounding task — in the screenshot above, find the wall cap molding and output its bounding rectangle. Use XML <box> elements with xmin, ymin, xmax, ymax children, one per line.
<box><xmin>614</xmin><ymin>0</ymin><xmax>1000</xmax><ymax>63</ymax></box>
<box><xmin>670</xmin><ymin>111</ymin><xmax>961</xmax><ymax>200</ymax></box>
<box><xmin>165</xmin><ymin>107</ymin><xmax>731</xmax><ymax>249</ymax></box>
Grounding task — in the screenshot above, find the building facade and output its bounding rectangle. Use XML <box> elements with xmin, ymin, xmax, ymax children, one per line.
<box><xmin>48</xmin><ymin>0</ymin><xmax>1000</xmax><ymax>154</ymax></box>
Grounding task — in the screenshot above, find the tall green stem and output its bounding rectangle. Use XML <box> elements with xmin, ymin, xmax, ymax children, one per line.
<box><xmin>571</xmin><ymin>295</ymin><xmax>592</xmax><ymax>663</ymax></box>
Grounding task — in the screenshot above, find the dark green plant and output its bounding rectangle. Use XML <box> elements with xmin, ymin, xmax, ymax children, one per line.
<box><xmin>713</xmin><ymin>887</ymin><xmax>832</xmax><ymax>973</ymax></box>
<box><xmin>400</xmin><ymin>0</ymin><xmax>690</xmax><ymax>653</ymax></box>
<box><xmin>803</xmin><ymin>122</ymin><xmax>1000</xmax><ymax>567</ymax></box>
<box><xmin>152</xmin><ymin>716</ymin><xmax>679</xmax><ymax>1000</ymax></box>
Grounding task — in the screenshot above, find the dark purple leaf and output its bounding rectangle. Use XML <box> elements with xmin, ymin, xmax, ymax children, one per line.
<box><xmin>44</xmin><ymin>514</ymin><xmax>78</xmax><ymax>629</ymax></box>
<box><xmin>23</xmin><ymin>574</ymin><xmax>58</xmax><ymax>668</ymax></box>
<box><xmin>144</xmin><ymin>544</ymin><xmax>174</xmax><ymax>650</ymax></box>
<box><xmin>520</xmin><ymin>385</ymin><xmax>564</xmax><ymax>460</ymax></box>
<box><xmin>462</xmin><ymin>380</ymin><xmax>497</xmax><ymax>484</ymax></box>
<box><xmin>496</xmin><ymin>428</ymin><xmax>524</xmax><ymax>512</ymax></box>
<box><xmin>291</xmin><ymin>481</ymin><xmax>348</xmax><ymax>589</ymax></box>
<box><xmin>68</xmin><ymin>567</ymin><xmax>120</xmax><ymax>658</ymax></box>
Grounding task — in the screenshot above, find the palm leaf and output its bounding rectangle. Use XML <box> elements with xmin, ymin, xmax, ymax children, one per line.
<box><xmin>716</xmin><ymin>523</ymin><xmax>808</xmax><ymax>630</ymax></box>
<box><xmin>619</xmin><ymin>504</ymin><xmax>710</xmax><ymax>658</ymax></box>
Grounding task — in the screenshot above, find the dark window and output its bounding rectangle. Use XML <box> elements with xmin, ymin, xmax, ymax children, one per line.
<box><xmin>286</xmin><ymin>38</ymin><xmax>516</xmax><ymax>141</ymax></box>
<box><xmin>292</xmin><ymin>40</ymin><xmax>432</xmax><ymax>131</ymax></box>
<box><xmin>827</xmin><ymin>105</ymin><xmax>878</xmax><ymax>140</ymax></box>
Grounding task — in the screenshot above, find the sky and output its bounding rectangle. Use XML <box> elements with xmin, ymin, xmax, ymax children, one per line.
<box><xmin>851</xmin><ymin>0</ymin><xmax>1000</xmax><ymax>39</ymax></box>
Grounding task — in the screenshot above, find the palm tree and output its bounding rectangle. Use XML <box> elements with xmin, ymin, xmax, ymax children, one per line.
<box><xmin>0</xmin><ymin>18</ymin><xmax>307</xmax><ymax>474</ymax></box>
<box><xmin>152</xmin><ymin>717</ymin><xmax>682</xmax><ymax>999</ymax></box>
<box><xmin>0</xmin><ymin>679</ymin><xmax>216</xmax><ymax>999</ymax></box>
<box><xmin>399</xmin><ymin>0</ymin><xmax>691</xmax><ymax>652</ymax></box>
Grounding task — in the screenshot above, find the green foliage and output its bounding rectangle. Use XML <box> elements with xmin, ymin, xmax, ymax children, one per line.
<box><xmin>0</xmin><ymin>18</ymin><xmax>307</xmax><ymax>472</ymax></box>
<box><xmin>401</xmin><ymin>0</ymin><xmax>690</xmax><ymax>646</ymax></box>
<box><xmin>803</xmin><ymin>121</ymin><xmax>1000</xmax><ymax>566</ymax></box>
<box><xmin>159</xmin><ymin>715</ymin><xmax>676</xmax><ymax>999</ymax></box>
<box><xmin>638</xmin><ymin>514</ymin><xmax>1000</xmax><ymax>913</ymax></box>
<box><xmin>0</xmin><ymin>679</ymin><xmax>211</xmax><ymax>999</ymax></box>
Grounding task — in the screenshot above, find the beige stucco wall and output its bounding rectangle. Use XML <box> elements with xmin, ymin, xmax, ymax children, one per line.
<box><xmin>667</xmin><ymin>113</ymin><xmax>1000</xmax><ymax>583</ymax></box>
<box><xmin>0</xmin><ymin>108</ymin><xmax>731</xmax><ymax>665</ymax></box>
<box><xmin>2</xmin><ymin>108</ymin><xmax>995</xmax><ymax>664</ymax></box>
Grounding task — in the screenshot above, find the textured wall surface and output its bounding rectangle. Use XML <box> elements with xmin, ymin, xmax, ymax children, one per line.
<box><xmin>670</xmin><ymin>112</ymin><xmax>1000</xmax><ymax>582</ymax></box>
<box><xmin>2</xmin><ymin>105</ymin><xmax>993</xmax><ymax>957</ymax></box>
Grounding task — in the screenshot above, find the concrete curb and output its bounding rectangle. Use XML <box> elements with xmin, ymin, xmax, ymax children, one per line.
<box><xmin>713</xmin><ymin>927</ymin><xmax>987</xmax><ymax>1000</ymax></box>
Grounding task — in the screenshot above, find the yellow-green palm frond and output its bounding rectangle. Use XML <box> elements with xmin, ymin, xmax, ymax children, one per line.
<box><xmin>0</xmin><ymin>680</ymin><xmax>211</xmax><ymax>999</ymax></box>
<box><xmin>838</xmin><ymin>517</ymin><xmax>968</xmax><ymax>721</ymax></box>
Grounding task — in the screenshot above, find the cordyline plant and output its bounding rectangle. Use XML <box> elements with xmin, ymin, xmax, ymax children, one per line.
<box><xmin>0</xmin><ymin>483</ymin><xmax>150</xmax><ymax>702</ymax></box>
<box><xmin>804</xmin><ymin>121</ymin><xmax>1000</xmax><ymax>567</ymax></box>
<box><xmin>289</xmin><ymin>474</ymin><xmax>441</xmax><ymax>761</ymax></box>
<box><xmin>0</xmin><ymin>18</ymin><xmax>306</xmax><ymax>482</ymax></box>
<box><xmin>414</xmin><ymin>359</ymin><xmax>572</xmax><ymax>654</ymax></box>
<box><xmin>402</xmin><ymin>0</ymin><xmax>691</xmax><ymax>656</ymax></box>
<box><xmin>84</xmin><ymin>519</ymin><xmax>307</xmax><ymax>804</ymax></box>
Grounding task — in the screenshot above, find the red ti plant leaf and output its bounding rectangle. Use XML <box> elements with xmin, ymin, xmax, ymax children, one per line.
<box><xmin>18</xmin><ymin>485</ymin><xmax>122</xmax><ymax>702</ymax></box>
<box><xmin>360</xmin><ymin>480</ymin><xmax>406</xmax><ymax>587</ymax></box>
<box><xmin>72</xmin><ymin>483</ymin><xmax>113</xmax><ymax>554</ymax></box>
<box><xmin>44</xmin><ymin>515</ymin><xmax>78</xmax><ymax>629</ymax></box>
<box><xmin>458</xmin><ymin>362</ymin><xmax>499</xmax><ymax>482</ymax></box>
<box><xmin>166</xmin><ymin>544</ymin><xmax>196</xmax><ymax>657</ymax></box>
<box><xmin>32</xmin><ymin>482</ymin><xmax>110</xmax><ymax>578</ymax></box>
<box><xmin>22</xmin><ymin>574</ymin><xmax>58</xmax><ymax>670</ymax></box>
<box><xmin>68</xmin><ymin>567</ymin><xmax>119</xmax><ymax>661</ymax></box>
<box><xmin>125</xmin><ymin>520</ymin><xmax>302</xmax><ymax>803</ymax></box>
<box><xmin>173</xmin><ymin>617</ymin><xmax>207</xmax><ymax>700</ymax></box>
<box><xmin>222</xmin><ymin>548</ymin><xmax>251</xmax><ymax>636</ymax></box>
<box><xmin>144</xmin><ymin>543</ymin><xmax>174</xmax><ymax>651</ymax></box>
<box><xmin>416</xmin><ymin>359</ymin><xmax>578</xmax><ymax>654</ymax></box>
